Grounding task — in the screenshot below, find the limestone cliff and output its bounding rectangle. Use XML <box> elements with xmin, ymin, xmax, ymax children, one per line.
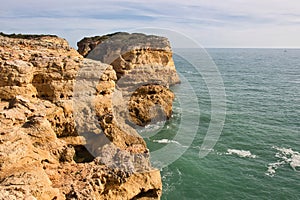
<box><xmin>0</xmin><ymin>33</ymin><xmax>169</xmax><ymax>199</ymax></box>
<box><xmin>77</xmin><ymin>32</ymin><xmax>180</xmax><ymax>85</ymax></box>
<box><xmin>77</xmin><ymin>32</ymin><xmax>179</xmax><ymax>128</ymax></box>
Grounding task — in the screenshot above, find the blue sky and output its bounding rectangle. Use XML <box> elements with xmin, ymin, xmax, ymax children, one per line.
<box><xmin>1</xmin><ymin>0</ymin><xmax>300</xmax><ymax>48</ymax></box>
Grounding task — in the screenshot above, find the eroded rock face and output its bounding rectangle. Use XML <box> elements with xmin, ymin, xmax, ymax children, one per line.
<box><xmin>74</xmin><ymin>58</ymin><xmax>148</xmax><ymax>155</ymax></box>
<box><xmin>77</xmin><ymin>32</ymin><xmax>180</xmax><ymax>85</ymax></box>
<box><xmin>0</xmin><ymin>33</ymin><xmax>163</xmax><ymax>199</ymax></box>
<box><xmin>0</xmin><ymin>33</ymin><xmax>81</xmax><ymax>101</ymax></box>
<box><xmin>77</xmin><ymin>32</ymin><xmax>179</xmax><ymax>129</ymax></box>
<box><xmin>77</xmin><ymin>32</ymin><xmax>122</xmax><ymax>58</ymax></box>
<box><xmin>129</xmin><ymin>85</ymin><xmax>175</xmax><ymax>126</ymax></box>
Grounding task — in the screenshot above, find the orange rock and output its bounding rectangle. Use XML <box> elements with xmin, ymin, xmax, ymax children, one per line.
<box><xmin>0</xmin><ymin>33</ymin><xmax>168</xmax><ymax>199</ymax></box>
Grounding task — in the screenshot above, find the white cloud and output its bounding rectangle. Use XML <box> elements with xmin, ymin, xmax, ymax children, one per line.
<box><xmin>1</xmin><ymin>0</ymin><xmax>300</xmax><ymax>47</ymax></box>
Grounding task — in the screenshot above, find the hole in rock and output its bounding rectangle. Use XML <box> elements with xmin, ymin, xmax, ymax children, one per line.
<box><xmin>73</xmin><ymin>145</ymin><xmax>95</xmax><ymax>163</ymax></box>
<box><xmin>99</xmin><ymin>91</ymin><xmax>106</xmax><ymax>95</ymax></box>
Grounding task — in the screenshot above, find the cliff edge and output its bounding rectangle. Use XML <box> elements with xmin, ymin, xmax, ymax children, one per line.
<box><xmin>0</xmin><ymin>32</ymin><xmax>180</xmax><ymax>199</ymax></box>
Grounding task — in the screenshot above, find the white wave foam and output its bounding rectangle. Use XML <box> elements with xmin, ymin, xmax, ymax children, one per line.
<box><xmin>183</xmin><ymin>70</ymin><xmax>197</xmax><ymax>75</ymax></box>
<box><xmin>143</xmin><ymin>121</ymin><xmax>165</xmax><ymax>131</ymax></box>
<box><xmin>153</xmin><ymin>139</ymin><xmax>181</xmax><ymax>145</ymax></box>
<box><xmin>266</xmin><ymin>146</ymin><xmax>300</xmax><ymax>177</ymax></box>
<box><xmin>290</xmin><ymin>154</ymin><xmax>300</xmax><ymax>171</ymax></box>
<box><xmin>161</xmin><ymin>167</ymin><xmax>183</xmax><ymax>195</ymax></box>
<box><xmin>266</xmin><ymin>161</ymin><xmax>285</xmax><ymax>177</ymax></box>
<box><xmin>226</xmin><ymin>149</ymin><xmax>256</xmax><ymax>158</ymax></box>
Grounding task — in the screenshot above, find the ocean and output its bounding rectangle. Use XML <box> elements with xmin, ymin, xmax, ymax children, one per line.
<box><xmin>142</xmin><ymin>48</ymin><xmax>300</xmax><ymax>199</ymax></box>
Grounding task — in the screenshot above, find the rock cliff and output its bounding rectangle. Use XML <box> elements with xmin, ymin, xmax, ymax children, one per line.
<box><xmin>77</xmin><ymin>32</ymin><xmax>179</xmax><ymax>128</ymax></box>
<box><xmin>0</xmin><ymin>32</ymin><xmax>179</xmax><ymax>199</ymax></box>
<box><xmin>77</xmin><ymin>32</ymin><xmax>180</xmax><ymax>85</ymax></box>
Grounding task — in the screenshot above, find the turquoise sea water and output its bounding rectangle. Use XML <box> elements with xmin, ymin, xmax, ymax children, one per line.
<box><xmin>144</xmin><ymin>49</ymin><xmax>300</xmax><ymax>199</ymax></box>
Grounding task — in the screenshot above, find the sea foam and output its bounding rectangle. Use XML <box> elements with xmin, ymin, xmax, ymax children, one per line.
<box><xmin>153</xmin><ymin>139</ymin><xmax>181</xmax><ymax>145</ymax></box>
<box><xmin>266</xmin><ymin>146</ymin><xmax>300</xmax><ymax>177</ymax></box>
<box><xmin>226</xmin><ymin>149</ymin><xmax>257</xmax><ymax>158</ymax></box>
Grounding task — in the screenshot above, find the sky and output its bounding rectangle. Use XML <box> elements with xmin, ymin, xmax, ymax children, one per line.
<box><xmin>1</xmin><ymin>0</ymin><xmax>300</xmax><ymax>48</ymax></box>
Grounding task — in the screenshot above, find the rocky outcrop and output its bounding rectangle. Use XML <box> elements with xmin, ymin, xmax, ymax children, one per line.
<box><xmin>77</xmin><ymin>32</ymin><xmax>122</xmax><ymax>58</ymax></box>
<box><xmin>0</xmin><ymin>33</ymin><xmax>166</xmax><ymax>199</ymax></box>
<box><xmin>0</xmin><ymin>33</ymin><xmax>81</xmax><ymax>102</ymax></box>
<box><xmin>73</xmin><ymin>59</ymin><xmax>147</xmax><ymax>153</ymax></box>
<box><xmin>77</xmin><ymin>32</ymin><xmax>179</xmax><ymax>129</ymax></box>
<box><xmin>0</xmin><ymin>95</ymin><xmax>162</xmax><ymax>200</ymax></box>
<box><xmin>77</xmin><ymin>32</ymin><xmax>180</xmax><ymax>86</ymax></box>
<box><xmin>129</xmin><ymin>85</ymin><xmax>175</xmax><ymax>126</ymax></box>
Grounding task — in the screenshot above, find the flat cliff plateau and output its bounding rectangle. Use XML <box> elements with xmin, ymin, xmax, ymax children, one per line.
<box><xmin>0</xmin><ymin>32</ymin><xmax>179</xmax><ymax>199</ymax></box>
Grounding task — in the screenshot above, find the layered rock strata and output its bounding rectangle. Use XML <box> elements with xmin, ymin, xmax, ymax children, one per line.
<box><xmin>77</xmin><ymin>32</ymin><xmax>180</xmax><ymax>85</ymax></box>
<box><xmin>77</xmin><ymin>32</ymin><xmax>179</xmax><ymax>128</ymax></box>
<box><xmin>0</xmin><ymin>33</ymin><xmax>174</xmax><ymax>199</ymax></box>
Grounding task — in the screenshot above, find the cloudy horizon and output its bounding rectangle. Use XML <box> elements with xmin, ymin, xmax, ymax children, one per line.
<box><xmin>1</xmin><ymin>0</ymin><xmax>300</xmax><ymax>48</ymax></box>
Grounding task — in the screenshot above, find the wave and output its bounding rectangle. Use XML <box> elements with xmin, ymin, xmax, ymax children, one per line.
<box><xmin>161</xmin><ymin>167</ymin><xmax>183</xmax><ymax>196</ymax></box>
<box><xmin>266</xmin><ymin>146</ymin><xmax>300</xmax><ymax>177</ymax></box>
<box><xmin>226</xmin><ymin>149</ymin><xmax>257</xmax><ymax>158</ymax></box>
<box><xmin>152</xmin><ymin>139</ymin><xmax>181</xmax><ymax>145</ymax></box>
<box><xmin>137</xmin><ymin>121</ymin><xmax>165</xmax><ymax>134</ymax></box>
<box><xmin>180</xmin><ymin>70</ymin><xmax>198</xmax><ymax>75</ymax></box>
